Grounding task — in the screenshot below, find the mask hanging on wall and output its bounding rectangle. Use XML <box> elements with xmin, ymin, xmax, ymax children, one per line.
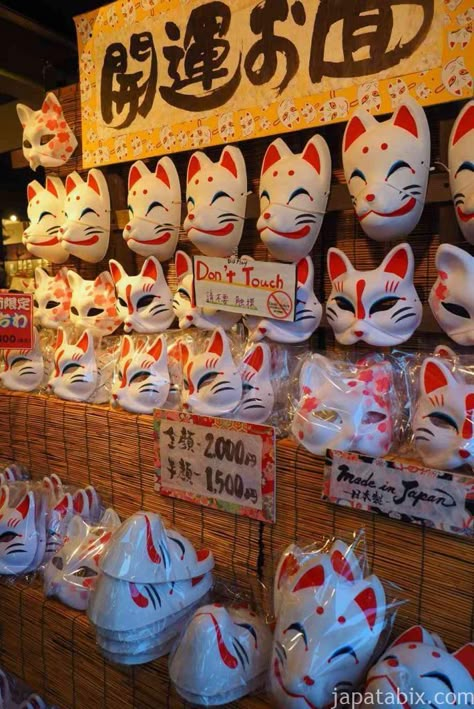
<box><xmin>16</xmin><ymin>92</ymin><xmax>78</xmax><ymax>171</ymax></box>
<box><xmin>429</xmin><ymin>243</ymin><xmax>474</xmax><ymax>345</ymax></box>
<box><xmin>0</xmin><ymin>327</ymin><xmax>44</xmax><ymax>392</ymax></box>
<box><xmin>34</xmin><ymin>267</ymin><xmax>72</xmax><ymax>329</ymax></box>
<box><xmin>448</xmin><ymin>99</ymin><xmax>474</xmax><ymax>243</ymax></box>
<box><xmin>68</xmin><ymin>270</ymin><xmax>121</xmax><ymax>338</ymax></box>
<box><xmin>23</xmin><ymin>178</ymin><xmax>69</xmax><ymax>264</ymax></box>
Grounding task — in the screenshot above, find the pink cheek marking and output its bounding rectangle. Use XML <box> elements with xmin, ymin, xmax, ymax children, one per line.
<box><xmin>378</xmin><ymin>422</ymin><xmax>387</xmax><ymax>433</ymax></box>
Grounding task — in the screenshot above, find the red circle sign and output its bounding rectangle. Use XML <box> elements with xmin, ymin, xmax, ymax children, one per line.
<box><xmin>267</xmin><ymin>290</ymin><xmax>293</xmax><ymax>320</ymax></box>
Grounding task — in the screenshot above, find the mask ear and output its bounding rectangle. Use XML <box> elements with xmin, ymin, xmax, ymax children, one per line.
<box><xmin>275</xmin><ymin>547</ymin><xmax>300</xmax><ymax>591</ymax></box>
<box><xmin>66</xmin><ymin>171</ymin><xmax>82</xmax><ymax>195</ymax></box>
<box><xmin>148</xmin><ymin>335</ymin><xmax>166</xmax><ymax>363</ymax></box>
<box><xmin>87</xmin><ymin>169</ymin><xmax>106</xmax><ymax>197</ymax></box>
<box><xmin>207</xmin><ymin>328</ymin><xmax>228</xmax><ymax>358</ymax></box>
<box><xmin>128</xmin><ymin>160</ymin><xmax>149</xmax><ymax>190</ymax></box>
<box><xmin>453</xmin><ymin>643</ymin><xmax>474</xmax><ymax>679</ymax></box>
<box><xmin>120</xmin><ymin>335</ymin><xmax>134</xmax><ymax>360</ymax></box>
<box><xmin>435</xmin><ymin>243</ymin><xmax>472</xmax><ymax>276</ymax></box>
<box><xmin>45</xmin><ymin>177</ymin><xmax>61</xmax><ymax>199</ymax></box>
<box><xmin>66</xmin><ymin>514</ymin><xmax>89</xmax><ymax>542</ymax></box>
<box><xmin>55</xmin><ymin>327</ymin><xmax>66</xmax><ymax>350</ymax></box>
<box><xmin>34</xmin><ymin>267</ymin><xmax>49</xmax><ymax>287</ymax></box>
<box><xmin>175</xmin><ymin>251</ymin><xmax>193</xmax><ymax>280</ymax></box>
<box><xmin>94</xmin><ymin>271</ymin><xmax>114</xmax><ymax>289</ymax></box>
<box><xmin>54</xmin><ymin>493</ymin><xmax>73</xmax><ymax>516</ymax></box>
<box><xmin>381</xmin><ymin>243</ymin><xmax>414</xmax><ymax>279</ymax></box>
<box><xmin>0</xmin><ymin>485</ymin><xmax>9</xmax><ymax>511</ymax></box>
<box><xmin>261</xmin><ymin>138</ymin><xmax>290</xmax><ymax>174</ymax></box>
<box><xmin>301</xmin><ymin>136</ymin><xmax>322</xmax><ymax>174</ymax></box>
<box><xmin>187</xmin><ymin>152</ymin><xmax>208</xmax><ymax>183</ymax></box>
<box><xmin>76</xmin><ymin>330</ymin><xmax>93</xmax><ymax>355</ymax></box>
<box><xmin>353</xmin><ymin>576</ymin><xmax>385</xmax><ymax>631</ymax></box>
<box><xmin>16</xmin><ymin>491</ymin><xmax>33</xmax><ymax>520</ymax></box>
<box><xmin>141</xmin><ymin>256</ymin><xmax>161</xmax><ymax>281</ymax></box>
<box><xmin>390</xmin><ymin>625</ymin><xmax>435</xmax><ymax>648</ymax></box>
<box><xmin>180</xmin><ymin>342</ymin><xmax>191</xmax><ymax>367</ymax></box>
<box><xmin>392</xmin><ymin>98</ymin><xmax>425</xmax><ymax>138</ymax></box>
<box><xmin>109</xmin><ymin>259</ymin><xmax>127</xmax><ymax>284</ymax></box>
<box><xmin>42</xmin><ymin>92</ymin><xmax>59</xmax><ymax>113</ymax></box>
<box><xmin>303</xmin><ymin>134</ymin><xmax>331</xmax><ymax>179</ymax></box>
<box><xmin>244</xmin><ymin>344</ymin><xmax>265</xmax><ymax>373</ymax></box>
<box><xmin>451</xmin><ymin>100</ymin><xmax>474</xmax><ymax>146</ymax></box>
<box><xmin>67</xmin><ymin>270</ymin><xmax>83</xmax><ymax>290</ymax></box>
<box><xmin>27</xmin><ymin>181</ymin><xmax>43</xmax><ymax>202</ymax></box>
<box><xmin>219</xmin><ymin>146</ymin><xmax>245</xmax><ymax>180</ymax></box>
<box><xmin>100</xmin><ymin>508</ymin><xmax>121</xmax><ymax>528</ymax></box>
<box><xmin>343</xmin><ymin>110</ymin><xmax>374</xmax><ymax>152</ymax></box>
<box><xmin>421</xmin><ymin>358</ymin><xmax>454</xmax><ymax>395</ymax></box>
<box><xmin>73</xmin><ymin>489</ymin><xmax>89</xmax><ymax>515</ymax></box>
<box><xmin>329</xmin><ymin>540</ymin><xmax>363</xmax><ymax>581</ymax></box>
<box><xmin>16</xmin><ymin>102</ymin><xmax>34</xmax><ymax>127</ymax></box>
<box><xmin>296</xmin><ymin>257</ymin><xmax>313</xmax><ymax>287</ymax></box>
<box><xmin>327</xmin><ymin>248</ymin><xmax>354</xmax><ymax>281</ymax></box>
<box><xmin>293</xmin><ymin>563</ymin><xmax>326</xmax><ymax>592</ymax></box>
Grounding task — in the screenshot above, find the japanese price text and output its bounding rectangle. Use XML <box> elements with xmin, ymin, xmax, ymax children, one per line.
<box><xmin>0</xmin><ymin>294</ymin><xmax>33</xmax><ymax>349</ymax></box>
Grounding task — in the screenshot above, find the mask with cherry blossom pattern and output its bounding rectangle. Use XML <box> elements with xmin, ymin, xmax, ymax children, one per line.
<box><xmin>429</xmin><ymin>243</ymin><xmax>474</xmax><ymax>345</ymax></box>
<box><xmin>258</xmin><ymin>135</ymin><xmax>331</xmax><ymax>262</ymax></box>
<box><xmin>48</xmin><ymin>327</ymin><xmax>108</xmax><ymax>403</ymax></box>
<box><xmin>326</xmin><ymin>243</ymin><xmax>422</xmax><ymax>346</ymax></box>
<box><xmin>68</xmin><ymin>270</ymin><xmax>121</xmax><ymax>337</ymax></box>
<box><xmin>183</xmin><ymin>147</ymin><xmax>247</xmax><ymax>257</ymax></box>
<box><xmin>0</xmin><ymin>327</ymin><xmax>44</xmax><ymax>392</ymax></box>
<box><xmin>343</xmin><ymin>97</ymin><xmax>430</xmax><ymax>241</ymax></box>
<box><xmin>16</xmin><ymin>92</ymin><xmax>77</xmax><ymax>171</ymax></box>
<box><xmin>23</xmin><ymin>177</ymin><xmax>68</xmax><ymax>263</ymax></box>
<box><xmin>124</xmin><ymin>158</ymin><xmax>181</xmax><ymax>260</ymax></box>
<box><xmin>234</xmin><ymin>343</ymin><xmax>274</xmax><ymax>423</ymax></box>
<box><xmin>34</xmin><ymin>267</ymin><xmax>72</xmax><ymax>329</ymax></box>
<box><xmin>449</xmin><ymin>99</ymin><xmax>474</xmax><ymax>243</ymax></box>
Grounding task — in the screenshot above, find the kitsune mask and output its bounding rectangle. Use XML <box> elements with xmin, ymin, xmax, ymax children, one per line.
<box><xmin>34</xmin><ymin>267</ymin><xmax>72</xmax><ymax>329</ymax></box>
<box><xmin>413</xmin><ymin>357</ymin><xmax>474</xmax><ymax>470</ymax></box>
<box><xmin>169</xmin><ymin>605</ymin><xmax>273</xmax><ymax>704</ymax></box>
<box><xmin>16</xmin><ymin>92</ymin><xmax>77</xmax><ymax>171</ymax></box>
<box><xmin>59</xmin><ymin>170</ymin><xmax>110</xmax><ymax>263</ymax></box>
<box><xmin>183</xmin><ymin>147</ymin><xmax>247</xmax><ymax>257</ymax></box>
<box><xmin>0</xmin><ymin>327</ymin><xmax>44</xmax><ymax>392</ymax></box>
<box><xmin>292</xmin><ymin>355</ymin><xmax>394</xmax><ymax>457</ymax></box>
<box><xmin>109</xmin><ymin>256</ymin><xmax>174</xmax><ymax>334</ymax></box>
<box><xmin>343</xmin><ymin>97</ymin><xmax>430</xmax><ymax>241</ymax></box>
<box><xmin>68</xmin><ymin>270</ymin><xmax>121</xmax><ymax>337</ymax></box>
<box><xmin>234</xmin><ymin>344</ymin><xmax>274</xmax><ymax>423</ymax></box>
<box><xmin>271</xmin><ymin>540</ymin><xmax>386</xmax><ymax>709</ymax></box>
<box><xmin>124</xmin><ymin>158</ymin><xmax>181</xmax><ymax>260</ymax></box>
<box><xmin>112</xmin><ymin>335</ymin><xmax>170</xmax><ymax>414</ymax></box>
<box><xmin>429</xmin><ymin>244</ymin><xmax>474</xmax><ymax>345</ymax></box>
<box><xmin>23</xmin><ymin>177</ymin><xmax>68</xmax><ymax>263</ymax></box>
<box><xmin>181</xmin><ymin>328</ymin><xmax>242</xmax><ymax>415</ymax></box>
<box><xmin>0</xmin><ymin>486</ymin><xmax>40</xmax><ymax>575</ymax></box>
<box><xmin>258</xmin><ymin>135</ymin><xmax>331</xmax><ymax>262</ymax></box>
<box><xmin>48</xmin><ymin>327</ymin><xmax>104</xmax><ymax>403</ymax></box>
<box><xmin>173</xmin><ymin>251</ymin><xmax>240</xmax><ymax>330</ymax></box>
<box><xmin>449</xmin><ymin>100</ymin><xmax>474</xmax><ymax>243</ymax></box>
<box><xmin>326</xmin><ymin>243</ymin><xmax>422</xmax><ymax>346</ymax></box>
<box><xmin>363</xmin><ymin>626</ymin><xmax>473</xmax><ymax>709</ymax></box>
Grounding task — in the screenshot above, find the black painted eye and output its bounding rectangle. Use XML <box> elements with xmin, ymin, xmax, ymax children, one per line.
<box><xmin>0</xmin><ymin>531</ymin><xmax>19</xmax><ymax>543</ymax></box>
<box><xmin>428</xmin><ymin>411</ymin><xmax>458</xmax><ymax>432</ymax></box>
<box><xmin>137</xmin><ymin>294</ymin><xmax>155</xmax><ymax>309</ymax></box>
<box><xmin>369</xmin><ymin>296</ymin><xmax>400</xmax><ymax>315</ymax></box>
<box><xmin>334</xmin><ymin>296</ymin><xmax>355</xmax><ymax>313</ymax></box>
<box><xmin>129</xmin><ymin>371</ymin><xmax>150</xmax><ymax>384</ymax></box>
<box><xmin>177</xmin><ymin>288</ymin><xmax>190</xmax><ymax>301</ymax></box>
<box><xmin>33</xmin><ymin>299</ymin><xmax>39</xmax><ymax>308</ymax></box>
<box><xmin>441</xmin><ymin>302</ymin><xmax>470</xmax><ymax>319</ymax></box>
<box><xmin>23</xmin><ymin>139</ymin><xmax>32</xmax><ymax>149</ymax></box>
<box><xmin>118</xmin><ymin>297</ymin><xmax>127</xmax><ymax>308</ymax></box>
<box><xmin>52</xmin><ymin>556</ymin><xmax>63</xmax><ymax>570</ymax></box>
<box><xmin>75</xmin><ymin>566</ymin><xmax>97</xmax><ymax>578</ymax></box>
<box><xmin>71</xmin><ymin>306</ymin><xmax>79</xmax><ymax>316</ymax></box>
<box><xmin>62</xmin><ymin>363</ymin><xmax>81</xmax><ymax>374</ymax></box>
<box><xmin>40</xmin><ymin>133</ymin><xmax>55</xmax><ymax>145</ymax></box>
<box><xmin>87</xmin><ymin>307</ymin><xmax>104</xmax><ymax>316</ymax></box>
<box><xmin>46</xmin><ymin>300</ymin><xmax>60</xmax><ymax>309</ymax></box>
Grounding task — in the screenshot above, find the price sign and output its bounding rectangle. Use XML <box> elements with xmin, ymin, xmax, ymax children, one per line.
<box><xmin>154</xmin><ymin>410</ymin><xmax>276</xmax><ymax>523</ymax></box>
<box><xmin>0</xmin><ymin>293</ymin><xmax>33</xmax><ymax>350</ymax></box>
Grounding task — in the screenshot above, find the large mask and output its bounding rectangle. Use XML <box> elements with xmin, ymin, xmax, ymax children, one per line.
<box><xmin>412</xmin><ymin>357</ymin><xmax>474</xmax><ymax>470</ymax></box>
<box><xmin>258</xmin><ymin>135</ymin><xmax>331</xmax><ymax>262</ymax></box>
<box><xmin>112</xmin><ymin>335</ymin><xmax>170</xmax><ymax>414</ymax></box>
<box><xmin>363</xmin><ymin>626</ymin><xmax>473</xmax><ymax>709</ymax></box>
<box><xmin>292</xmin><ymin>354</ymin><xmax>394</xmax><ymax>457</ymax></box>
<box><xmin>60</xmin><ymin>170</ymin><xmax>110</xmax><ymax>263</ymax></box>
<box><xmin>183</xmin><ymin>147</ymin><xmax>247</xmax><ymax>257</ymax></box>
<box><xmin>109</xmin><ymin>256</ymin><xmax>174</xmax><ymax>334</ymax></box>
<box><xmin>23</xmin><ymin>178</ymin><xmax>68</xmax><ymax>263</ymax></box>
<box><xmin>343</xmin><ymin>97</ymin><xmax>430</xmax><ymax>241</ymax></box>
<box><xmin>16</xmin><ymin>92</ymin><xmax>77</xmax><ymax>171</ymax></box>
<box><xmin>48</xmin><ymin>327</ymin><xmax>108</xmax><ymax>403</ymax></box>
<box><xmin>449</xmin><ymin>100</ymin><xmax>474</xmax><ymax>243</ymax></box>
<box><xmin>0</xmin><ymin>485</ymin><xmax>44</xmax><ymax>575</ymax></box>
<box><xmin>123</xmin><ymin>158</ymin><xmax>181</xmax><ymax>260</ymax></box>
<box><xmin>326</xmin><ymin>243</ymin><xmax>422</xmax><ymax>346</ymax></box>
<box><xmin>34</xmin><ymin>267</ymin><xmax>72</xmax><ymax>329</ymax></box>
<box><xmin>429</xmin><ymin>244</ymin><xmax>474</xmax><ymax>345</ymax></box>
<box><xmin>68</xmin><ymin>270</ymin><xmax>121</xmax><ymax>338</ymax></box>
<box><xmin>234</xmin><ymin>343</ymin><xmax>274</xmax><ymax>423</ymax></box>
<box><xmin>0</xmin><ymin>327</ymin><xmax>44</xmax><ymax>392</ymax></box>
<box><xmin>181</xmin><ymin>328</ymin><xmax>242</xmax><ymax>416</ymax></box>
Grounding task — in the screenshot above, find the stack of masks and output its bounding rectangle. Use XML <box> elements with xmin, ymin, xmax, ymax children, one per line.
<box><xmin>88</xmin><ymin>511</ymin><xmax>214</xmax><ymax>665</ymax></box>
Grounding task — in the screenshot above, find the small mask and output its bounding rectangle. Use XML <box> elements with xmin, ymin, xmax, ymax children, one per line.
<box><xmin>326</xmin><ymin>243</ymin><xmax>422</xmax><ymax>346</ymax></box>
<box><xmin>292</xmin><ymin>354</ymin><xmax>394</xmax><ymax>457</ymax></box>
<box><xmin>449</xmin><ymin>100</ymin><xmax>474</xmax><ymax>243</ymax></box>
<box><xmin>246</xmin><ymin>257</ymin><xmax>322</xmax><ymax>343</ymax></box>
<box><xmin>258</xmin><ymin>135</ymin><xmax>331</xmax><ymax>262</ymax></box>
<box><xmin>34</xmin><ymin>267</ymin><xmax>72</xmax><ymax>329</ymax></box>
<box><xmin>173</xmin><ymin>251</ymin><xmax>241</xmax><ymax>330</ymax></box>
<box><xmin>0</xmin><ymin>327</ymin><xmax>44</xmax><ymax>392</ymax></box>
<box><xmin>363</xmin><ymin>626</ymin><xmax>473</xmax><ymax>709</ymax></box>
<box><xmin>413</xmin><ymin>357</ymin><xmax>474</xmax><ymax>469</ymax></box>
<box><xmin>112</xmin><ymin>335</ymin><xmax>170</xmax><ymax>414</ymax></box>
<box><xmin>169</xmin><ymin>605</ymin><xmax>273</xmax><ymax>705</ymax></box>
<box><xmin>0</xmin><ymin>486</ymin><xmax>43</xmax><ymax>575</ymax></box>
<box><xmin>429</xmin><ymin>244</ymin><xmax>474</xmax><ymax>345</ymax></box>
<box><xmin>48</xmin><ymin>327</ymin><xmax>107</xmax><ymax>403</ymax></box>
<box><xmin>234</xmin><ymin>343</ymin><xmax>274</xmax><ymax>423</ymax></box>
<box><xmin>181</xmin><ymin>328</ymin><xmax>242</xmax><ymax>416</ymax></box>
<box><xmin>183</xmin><ymin>147</ymin><xmax>247</xmax><ymax>257</ymax></box>
<box><xmin>124</xmin><ymin>158</ymin><xmax>181</xmax><ymax>260</ymax></box>
<box><xmin>16</xmin><ymin>92</ymin><xmax>77</xmax><ymax>171</ymax></box>
<box><xmin>60</xmin><ymin>170</ymin><xmax>110</xmax><ymax>263</ymax></box>
<box><xmin>109</xmin><ymin>256</ymin><xmax>174</xmax><ymax>334</ymax></box>
<box><xmin>23</xmin><ymin>177</ymin><xmax>68</xmax><ymax>263</ymax></box>
<box><xmin>343</xmin><ymin>97</ymin><xmax>430</xmax><ymax>241</ymax></box>
<box><xmin>68</xmin><ymin>270</ymin><xmax>121</xmax><ymax>337</ymax></box>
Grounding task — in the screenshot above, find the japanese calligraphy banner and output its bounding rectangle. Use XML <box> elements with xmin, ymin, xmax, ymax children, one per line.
<box><xmin>0</xmin><ymin>293</ymin><xmax>33</xmax><ymax>350</ymax></box>
<box><xmin>323</xmin><ymin>450</ymin><xmax>474</xmax><ymax>537</ymax></box>
<box><xmin>75</xmin><ymin>0</ymin><xmax>473</xmax><ymax>168</ymax></box>
<box><xmin>154</xmin><ymin>408</ymin><xmax>276</xmax><ymax>523</ymax></box>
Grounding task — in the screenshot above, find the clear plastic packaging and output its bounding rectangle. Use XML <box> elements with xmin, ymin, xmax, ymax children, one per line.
<box><xmin>0</xmin><ymin>481</ymin><xmax>47</xmax><ymax>577</ymax></box>
<box><xmin>0</xmin><ymin>327</ymin><xmax>54</xmax><ymax>394</ymax></box>
<box><xmin>0</xmin><ymin>667</ymin><xmax>50</xmax><ymax>709</ymax></box>
<box><xmin>0</xmin><ymin>462</ymin><xmax>29</xmax><ymax>486</ymax></box>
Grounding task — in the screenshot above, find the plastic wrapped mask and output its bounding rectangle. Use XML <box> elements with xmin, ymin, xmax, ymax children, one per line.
<box><xmin>23</xmin><ymin>177</ymin><xmax>68</xmax><ymax>263</ymax></box>
<box><xmin>173</xmin><ymin>251</ymin><xmax>240</xmax><ymax>330</ymax></box>
<box><xmin>181</xmin><ymin>328</ymin><xmax>242</xmax><ymax>415</ymax></box>
<box><xmin>112</xmin><ymin>335</ymin><xmax>170</xmax><ymax>414</ymax></box>
<box><xmin>183</xmin><ymin>147</ymin><xmax>247</xmax><ymax>257</ymax></box>
<box><xmin>363</xmin><ymin>626</ymin><xmax>473</xmax><ymax>709</ymax></box>
<box><xmin>326</xmin><ymin>243</ymin><xmax>422</xmax><ymax>346</ymax></box>
<box><xmin>343</xmin><ymin>97</ymin><xmax>430</xmax><ymax>241</ymax></box>
<box><xmin>19</xmin><ymin>694</ymin><xmax>47</xmax><ymax>709</ymax></box>
<box><xmin>34</xmin><ymin>267</ymin><xmax>72</xmax><ymax>329</ymax></box>
<box><xmin>169</xmin><ymin>605</ymin><xmax>273</xmax><ymax>705</ymax></box>
<box><xmin>16</xmin><ymin>92</ymin><xmax>77</xmax><ymax>171</ymax></box>
<box><xmin>246</xmin><ymin>257</ymin><xmax>322</xmax><ymax>343</ymax></box>
<box><xmin>234</xmin><ymin>343</ymin><xmax>274</xmax><ymax>423</ymax></box>
<box><xmin>449</xmin><ymin>100</ymin><xmax>474</xmax><ymax>243</ymax></box>
<box><xmin>292</xmin><ymin>355</ymin><xmax>394</xmax><ymax>457</ymax></box>
<box><xmin>68</xmin><ymin>270</ymin><xmax>121</xmax><ymax>337</ymax></box>
<box><xmin>0</xmin><ymin>327</ymin><xmax>44</xmax><ymax>392</ymax></box>
<box><xmin>258</xmin><ymin>135</ymin><xmax>331</xmax><ymax>262</ymax></box>
<box><xmin>271</xmin><ymin>540</ymin><xmax>386</xmax><ymax>709</ymax></box>
<box><xmin>109</xmin><ymin>256</ymin><xmax>174</xmax><ymax>334</ymax></box>
<box><xmin>429</xmin><ymin>244</ymin><xmax>474</xmax><ymax>345</ymax></box>
<box><xmin>60</xmin><ymin>170</ymin><xmax>110</xmax><ymax>263</ymax></box>
<box><xmin>123</xmin><ymin>158</ymin><xmax>181</xmax><ymax>260</ymax></box>
<box><xmin>48</xmin><ymin>328</ymin><xmax>107</xmax><ymax>403</ymax></box>
<box><xmin>413</xmin><ymin>357</ymin><xmax>474</xmax><ymax>469</ymax></box>
<box><xmin>0</xmin><ymin>486</ymin><xmax>45</xmax><ymax>575</ymax></box>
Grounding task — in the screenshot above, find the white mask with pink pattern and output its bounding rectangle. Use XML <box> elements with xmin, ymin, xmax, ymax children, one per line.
<box><xmin>23</xmin><ymin>177</ymin><xmax>68</xmax><ymax>263</ymax></box>
<box><xmin>34</xmin><ymin>267</ymin><xmax>72</xmax><ymax>330</ymax></box>
<box><xmin>68</xmin><ymin>270</ymin><xmax>121</xmax><ymax>338</ymax></box>
<box><xmin>448</xmin><ymin>99</ymin><xmax>474</xmax><ymax>244</ymax></box>
<box><xmin>429</xmin><ymin>243</ymin><xmax>474</xmax><ymax>345</ymax></box>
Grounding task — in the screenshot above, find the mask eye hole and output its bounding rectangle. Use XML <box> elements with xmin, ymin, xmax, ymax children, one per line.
<box><xmin>361</xmin><ymin>411</ymin><xmax>387</xmax><ymax>425</ymax></box>
<box><xmin>312</xmin><ymin>409</ymin><xmax>342</xmax><ymax>424</ymax></box>
<box><xmin>129</xmin><ymin>371</ymin><xmax>150</xmax><ymax>384</ymax></box>
<box><xmin>137</xmin><ymin>294</ymin><xmax>156</xmax><ymax>309</ymax></box>
<box><xmin>177</xmin><ymin>288</ymin><xmax>190</xmax><ymax>301</ymax></box>
<box><xmin>427</xmin><ymin>412</ymin><xmax>459</xmax><ymax>432</ymax></box>
<box><xmin>87</xmin><ymin>307</ymin><xmax>104</xmax><ymax>316</ymax></box>
<box><xmin>75</xmin><ymin>566</ymin><xmax>97</xmax><ymax>578</ymax></box>
<box><xmin>40</xmin><ymin>133</ymin><xmax>55</xmax><ymax>146</ymax></box>
<box><xmin>369</xmin><ymin>296</ymin><xmax>400</xmax><ymax>315</ymax></box>
<box><xmin>0</xmin><ymin>531</ymin><xmax>19</xmax><ymax>543</ymax></box>
<box><xmin>441</xmin><ymin>302</ymin><xmax>470</xmax><ymax>319</ymax></box>
<box><xmin>23</xmin><ymin>139</ymin><xmax>32</xmax><ymax>149</ymax></box>
<box><xmin>118</xmin><ymin>297</ymin><xmax>127</xmax><ymax>308</ymax></box>
<box><xmin>33</xmin><ymin>299</ymin><xmax>39</xmax><ymax>308</ymax></box>
<box><xmin>46</xmin><ymin>300</ymin><xmax>60</xmax><ymax>309</ymax></box>
<box><xmin>334</xmin><ymin>296</ymin><xmax>355</xmax><ymax>313</ymax></box>
<box><xmin>71</xmin><ymin>306</ymin><xmax>79</xmax><ymax>316</ymax></box>
<box><xmin>52</xmin><ymin>556</ymin><xmax>63</xmax><ymax>570</ymax></box>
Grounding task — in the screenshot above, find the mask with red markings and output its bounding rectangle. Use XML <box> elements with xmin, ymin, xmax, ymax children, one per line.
<box><xmin>34</xmin><ymin>267</ymin><xmax>72</xmax><ymax>330</ymax></box>
<box><xmin>23</xmin><ymin>177</ymin><xmax>68</xmax><ymax>263</ymax></box>
<box><xmin>68</xmin><ymin>270</ymin><xmax>121</xmax><ymax>337</ymax></box>
<box><xmin>448</xmin><ymin>99</ymin><xmax>474</xmax><ymax>244</ymax></box>
<box><xmin>0</xmin><ymin>484</ymin><xmax>44</xmax><ymax>575</ymax></box>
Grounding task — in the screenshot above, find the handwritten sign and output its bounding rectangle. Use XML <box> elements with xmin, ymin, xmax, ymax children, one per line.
<box><xmin>323</xmin><ymin>450</ymin><xmax>474</xmax><ymax>537</ymax></box>
<box><xmin>154</xmin><ymin>409</ymin><xmax>276</xmax><ymax>523</ymax></box>
<box><xmin>193</xmin><ymin>256</ymin><xmax>297</xmax><ymax>320</ymax></box>
<box><xmin>0</xmin><ymin>294</ymin><xmax>33</xmax><ymax>350</ymax></box>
